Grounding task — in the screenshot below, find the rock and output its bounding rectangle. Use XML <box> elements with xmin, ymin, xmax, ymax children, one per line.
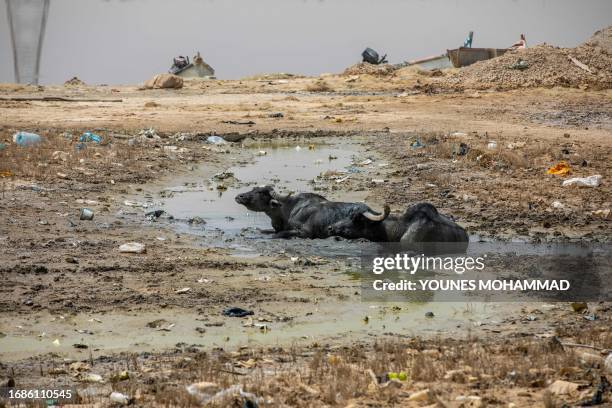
<box><xmin>578</xmin><ymin>352</ymin><xmax>603</xmax><ymax>365</ymax></box>
<box><xmin>425</xmin><ymin>311</ymin><xmax>435</xmax><ymax>318</ymax></box>
<box><xmin>142</xmin><ymin>73</ymin><xmax>183</xmax><ymax>89</ymax></box>
<box><xmin>408</xmin><ymin>389</ymin><xmax>431</xmax><ymax>402</ymax></box>
<box><xmin>605</xmin><ymin>354</ymin><xmax>612</xmax><ymax>374</ymax></box>
<box><xmin>119</xmin><ymin>242</ymin><xmax>146</xmax><ymax>254</ymax></box>
<box><xmin>548</xmin><ymin>380</ymin><xmax>579</xmax><ymax>396</ymax></box>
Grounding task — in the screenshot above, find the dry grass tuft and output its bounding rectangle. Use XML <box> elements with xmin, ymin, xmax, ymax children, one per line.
<box><xmin>305</xmin><ymin>80</ymin><xmax>333</xmax><ymax>92</ymax></box>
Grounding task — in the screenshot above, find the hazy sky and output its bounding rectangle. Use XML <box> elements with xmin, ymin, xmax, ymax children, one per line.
<box><xmin>1</xmin><ymin>0</ymin><xmax>610</xmax><ymax>84</ymax></box>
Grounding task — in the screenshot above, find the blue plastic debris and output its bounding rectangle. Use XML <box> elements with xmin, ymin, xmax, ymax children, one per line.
<box><xmin>13</xmin><ymin>131</ymin><xmax>42</xmax><ymax>146</ymax></box>
<box><xmin>79</xmin><ymin>132</ymin><xmax>102</xmax><ymax>143</ymax></box>
<box><xmin>206</xmin><ymin>135</ymin><xmax>226</xmax><ymax>144</ymax></box>
<box><xmin>410</xmin><ymin>139</ymin><xmax>425</xmax><ymax>149</ymax></box>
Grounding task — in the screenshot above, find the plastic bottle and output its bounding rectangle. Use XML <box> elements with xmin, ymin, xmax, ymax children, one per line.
<box><xmin>13</xmin><ymin>131</ymin><xmax>42</xmax><ymax>146</ymax></box>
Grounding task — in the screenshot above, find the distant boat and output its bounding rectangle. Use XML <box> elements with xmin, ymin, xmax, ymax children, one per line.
<box><xmin>447</xmin><ymin>47</ymin><xmax>508</xmax><ymax>68</ymax></box>
<box><xmin>169</xmin><ymin>52</ymin><xmax>215</xmax><ymax>79</ymax></box>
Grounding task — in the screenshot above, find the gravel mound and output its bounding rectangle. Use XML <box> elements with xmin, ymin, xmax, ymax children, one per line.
<box><xmin>342</xmin><ymin>62</ymin><xmax>398</xmax><ymax>77</ymax></box>
<box><xmin>440</xmin><ymin>26</ymin><xmax>612</xmax><ymax>90</ymax></box>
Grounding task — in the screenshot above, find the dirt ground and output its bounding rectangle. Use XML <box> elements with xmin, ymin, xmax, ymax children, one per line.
<box><xmin>0</xmin><ymin>73</ymin><xmax>610</xmax><ymax>407</ymax></box>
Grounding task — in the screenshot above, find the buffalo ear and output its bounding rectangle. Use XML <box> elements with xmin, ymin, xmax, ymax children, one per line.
<box><xmin>269</xmin><ymin>199</ymin><xmax>282</xmax><ymax>208</ymax></box>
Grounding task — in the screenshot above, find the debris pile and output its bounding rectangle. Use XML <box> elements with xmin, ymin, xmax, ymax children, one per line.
<box><xmin>441</xmin><ymin>26</ymin><xmax>612</xmax><ymax>90</ymax></box>
<box><xmin>64</xmin><ymin>76</ymin><xmax>86</xmax><ymax>86</ymax></box>
<box><xmin>342</xmin><ymin>62</ymin><xmax>397</xmax><ymax>77</ymax></box>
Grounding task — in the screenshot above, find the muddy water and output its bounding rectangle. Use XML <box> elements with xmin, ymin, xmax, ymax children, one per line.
<box><xmin>162</xmin><ymin>141</ymin><xmax>358</xmax><ymax>234</ymax></box>
<box><xmin>0</xmin><ymin>138</ymin><xmax>530</xmax><ymax>362</ymax></box>
<box><xmin>0</xmin><ymin>301</ymin><xmax>515</xmax><ymax>362</ymax></box>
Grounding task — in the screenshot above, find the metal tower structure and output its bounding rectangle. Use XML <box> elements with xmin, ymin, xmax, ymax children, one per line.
<box><xmin>5</xmin><ymin>0</ymin><xmax>50</xmax><ymax>84</ymax></box>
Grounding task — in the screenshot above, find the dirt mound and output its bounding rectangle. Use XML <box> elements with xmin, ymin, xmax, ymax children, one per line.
<box><xmin>64</xmin><ymin>76</ymin><xmax>86</xmax><ymax>86</ymax></box>
<box><xmin>441</xmin><ymin>26</ymin><xmax>612</xmax><ymax>90</ymax></box>
<box><xmin>342</xmin><ymin>62</ymin><xmax>397</xmax><ymax>77</ymax></box>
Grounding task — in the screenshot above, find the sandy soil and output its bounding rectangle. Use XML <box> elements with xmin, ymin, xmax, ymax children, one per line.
<box><xmin>0</xmin><ymin>75</ymin><xmax>610</xmax><ymax>407</ymax></box>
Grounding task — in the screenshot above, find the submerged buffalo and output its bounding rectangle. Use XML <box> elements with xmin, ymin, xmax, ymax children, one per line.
<box><xmin>235</xmin><ymin>186</ymin><xmax>387</xmax><ymax>239</ymax></box>
<box><xmin>328</xmin><ymin>202</ymin><xmax>469</xmax><ymax>253</ymax></box>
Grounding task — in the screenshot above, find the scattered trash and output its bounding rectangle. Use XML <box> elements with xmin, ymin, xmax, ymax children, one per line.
<box><xmin>79</xmin><ymin>208</ymin><xmax>94</xmax><ymax>220</ymax></box>
<box><xmin>359</xmin><ymin>158</ymin><xmax>373</xmax><ymax>166</ymax></box>
<box><xmin>0</xmin><ymin>170</ymin><xmax>14</xmax><ymax>177</ymax></box>
<box><xmin>188</xmin><ymin>216</ymin><xmax>206</xmax><ymax>225</ymax></box>
<box><xmin>551</xmin><ymin>201</ymin><xmax>565</xmax><ymax>209</ymax></box>
<box><xmin>509</xmin><ymin>58</ymin><xmax>529</xmax><ymax>70</ymax></box>
<box><xmin>109</xmin><ymin>391</ymin><xmax>131</xmax><ymax>405</ymax></box>
<box><xmin>568</xmin><ymin>56</ymin><xmax>593</xmax><ymax>74</ymax></box>
<box><xmin>455</xmin><ymin>142</ymin><xmax>469</xmax><ymax>156</ymax></box>
<box><xmin>13</xmin><ymin>131</ymin><xmax>42</xmax><ymax>146</ymax></box>
<box><xmin>583</xmin><ymin>314</ymin><xmax>597</xmax><ymax>321</ymax></box>
<box><xmin>223</xmin><ymin>307</ymin><xmax>254</xmax><ymax>317</ymax></box>
<box><xmin>138</xmin><ymin>128</ymin><xmax>160</xmax><ymax>141</ymax></box>
<box><xmin>410</xmin><ymin>139</ymin><xmax>425</xmax><ymax>149</ymax></box>
<box><xmin>0</xmin><ymin>143</ymin><xmax>6</xmax><ymax>150</ymax></box>
<box><xmin>387</xmin><ymin>371</ymin><xmax>408</xmax><ymax>381</ymax></box>
<box><xmin>295</xmin><ymin>146</ymin><xmax>302</xmax><ymax>151</ymax></box>
<box><xmin>206</xmin><ymin>135</ymin><xmax>227</xmax><ymax>144</ymax></box>
<box><xmin>425</xmin><ymin>311</ymin><xmax>435</xmax><ymax>318</ymax></box>
<box><xmin>72</xmin><ymin>343</ymin><xmax>88</xmax><ymax>349</ymax></box>
<box><xmin>579</xmin><ymin>376</ymin><xmax>610</xmax><ymax>406</ymax></box>
<box><xmin>507</xmin><ymin>141</ymin><xmax>526</xmax><ymax>149</ymax></box>
<box><xmin>562</xmin><ymin>174</ymin><xmax>602</xmax><ymax>187</ymax></box>
<box><xmin>487</xmin><ymin>141</ymin><xmax>498</xmax><ymax>150</ymax></box>
<box><xmin>176</xmin><ymin>287</ymin><xmax>191</xmax><ymax>294</ymax></box>
<box><xmin>82</xmin><ymin>373</ymin><xmax>104</xmax><ymax>383</ymax></box>
<box><xmin>362</xmin><ymin>47</ymin><xmax>388</xmax><ymax>65</ymax></box>
<box><xmin>186</xmin><ymin>382</ymin><xmax>262</xmax><ymax>406</ymax></box>
<box><xmin>546</xmin><ymin>161</ymin><xmax>571</xmax><ymax>176</ymax></box>
<box><xmin>52</xmin><ymin>338</ymin><xmax>60</xmax><ymax>347</ymax></box>
<box><xmin>79</xmin><ymin>131</ymin><xmax>102</xmax><ymax>143</ymax></box>
<box><xmin>222</xmin><ymin>120</ymin><xmax>256</xmax><ymax>125</ymax></box>
<box><xmin>268</xmin><ymin>112</ymin><xmax>284</xmax><ymax>118</ymax></box>
<box><xmin>145</xmin><ymin>209</ymin><xmax>165</xmax><ymax>220</ymax></box>
<box><xmin>119</xmin><ymin>242</ymin><xmax>146</xmax><ymax>254</ymax></box>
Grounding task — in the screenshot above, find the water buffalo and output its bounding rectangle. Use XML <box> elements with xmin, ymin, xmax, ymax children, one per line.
<box><xmin>235</xmin><ymin>186</ymin><xmax>387</xmax><ymax>239</ymax></box>
<box><xmin>328</xmin><ymin>202</ymin><xmax>469</xmax><ymax>253</ymax></box>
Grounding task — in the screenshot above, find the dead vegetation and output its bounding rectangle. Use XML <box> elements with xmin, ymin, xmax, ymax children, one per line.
<box><xmin>305</xmin><ymin>79</ymin><xmax>333</xmax><ymax>92</ymax></box>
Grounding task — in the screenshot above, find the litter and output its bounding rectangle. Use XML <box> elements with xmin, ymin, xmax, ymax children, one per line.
<box><xmin>562</xmin><ymin>174</ymin><xmax>602</xmax><ymax>187</ymax></box>
<box><xmin>359</xmin><ymin>159</ymin><xmax>373</xmax><ymax>165</ymax></box>
<box><xmin>256</xmin><ymin>150</ymin><xmax>267</xmax><ymax>156</ymax></box>
<box><xmin>487</xmin><ymin>141</ymin><xmax>498</xmax><ymax>150</ymax></box>
<box><xmin>109</xmin><ymin>392</ymin><xmax>131</xmax><ymax>405</ymax></box>
<box><xmin>175</xmin><ymin>287</ymin><xmax>191</xmax><ymax>294</ymax></box>
<box><xmin>551</xmin><ymin>201</ymin><xmax>565</xmax><ymax>209</ymax></box>
<box><xmin>206</xmin><ymin>135</ymin><xmax>226</xmax><ymax>144</ymax></box>
<box><xmin>268</xmin><ymin>112</ymin><xmax>284</xmax><ymax>118</ymax></box>
<box><xmin>79</xmin><ymin>132</ymin><xmax>102</xmax><ymax>143</ymax></box>
<box><xmin>410</xmin><ymin>139</ymin><xmax>425</xmax><ymax>149</ymax></box>
<box><xmin>546</xmin><ymin>161</ymin><xmax>571</xmax><ymax>176</ymax></box>
<box><xmin>362</xmin><ymin>47</ymin><xmax>388</xmax><ymax>65</ymax></box>
<box><xmin>119</xmin><ymin>242</ymin><xmax>146</xmax><ymax>254</ymax></box>
<box><xmin>79</xmin><ymin>208</ymin><xmax>94</xmax><ymax>220</ymax></box>
<box><xmin>0</xmin><ymin>143</ymin><xmax>6</xmax><ymax>150</ymax></box>
<box><xmin>222</xmin><ymin>120</ymin><xmax>255</xmax><ymax>125</ymax></box>
<box><xmin>223</xmin><ymin>307</ymin><xmax>254</xmax><ymax>317</ymax></box>
<box><xmin>509</xmin><ymin>58</ymin><xmax>530</xmax><ymax>70</ymax></box>
<box><xmin>13</xmin><ymin>131</ymin><xmax>42</xmax><ymax>146</ymax></box>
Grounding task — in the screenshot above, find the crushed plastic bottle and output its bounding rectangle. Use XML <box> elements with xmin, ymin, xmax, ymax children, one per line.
<box><xmin>13</xmin><ymin>131</ymin><xmax>42</xmax><ymax>146</ymax></box>
<box><xmin>79</xmin><ymin>131</ymin><xmax>102</xmax><ymax>143</ymax></box>
<box><xmin>206</xmin><ymin>135</ymin><xmax>226</xmax><ymax>144</ymax></box>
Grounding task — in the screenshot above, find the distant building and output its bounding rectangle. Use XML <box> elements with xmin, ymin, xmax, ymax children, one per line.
<box><xmin>170</xmin><ymin>52</ymin><xmax>215</xmax><ymax>79</ymax></box>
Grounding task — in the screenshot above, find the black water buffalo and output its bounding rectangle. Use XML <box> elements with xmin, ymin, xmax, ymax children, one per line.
<box><xmin>235</xmin><ymin>186</ymin><xmax>387</xmax><ymax>239</ymax></box>
<box><xmin>328</xmin><ymin>202</ymin><xmax>469</xmax><ymax>253</ymax></box>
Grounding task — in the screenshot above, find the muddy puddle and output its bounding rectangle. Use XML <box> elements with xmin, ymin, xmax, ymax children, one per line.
<box><xmin>0</xmin><ymin>137</ymin><xmax>541</xmax><ymax>361</ymax></box>
<box><xmin>0</xmin><ymin>301</ymin><xmax>521</xmax><ymax>362</ymax></box>
<box><xmin>128</xmin><ymin>138</ymin><xmax>379</xmax><ymax>258</ymax></box>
